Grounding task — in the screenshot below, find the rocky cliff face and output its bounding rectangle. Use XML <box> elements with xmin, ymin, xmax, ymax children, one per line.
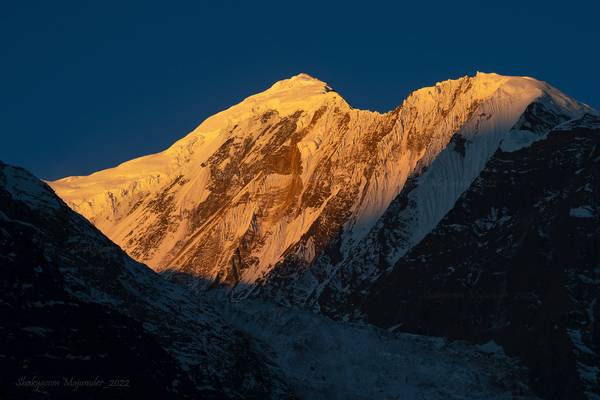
<box><xmin>0</xmin><ymin>162</ymin><xmax>293</xmax><ymax>399</ymax></box>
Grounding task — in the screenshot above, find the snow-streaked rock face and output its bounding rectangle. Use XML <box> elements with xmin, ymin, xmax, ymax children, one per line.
<box><xmin>49</xmin><ymin>72</ymin><xmax>592</xmax><ymax>307</ymax></box>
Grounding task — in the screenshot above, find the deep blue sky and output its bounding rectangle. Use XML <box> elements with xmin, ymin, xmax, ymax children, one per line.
<box><xmin>2</xmin><ymin>1</ymin><xmax>599</xmax><ymax>180</ymax></box>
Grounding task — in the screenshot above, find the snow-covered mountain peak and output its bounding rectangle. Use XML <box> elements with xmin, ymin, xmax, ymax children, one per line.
<box><xmin>50</xmin><ymin>72</ymin><xmax>593</xmax><ymax>297</ymax></box>
<box><xmin>270</xmin><ymin>72</ymin><xmax>329</xmax><ymax>89</ymax></box>
<box><xmin>159</xmin><ymin>73</ymin><xmax>346</xmax><ymax>157</ymax></box>
<box><xmin>405</xmin><ymin>72</ymin><xmax>591</xmax><ymax>117</ymax></box>
<box><xmin>50</xmin><ymin>73</ymin><xmax>348</xmax><ymax>227</ymax></box>
<box><xmin>478</xmin><ymin>72</ymin><xmax>594</xmax><ymax>116</ymax></box>
<box><xmin>243</xmin><ymin>72</ymin><xmax>342</xmax><ymax>114</ymax></box>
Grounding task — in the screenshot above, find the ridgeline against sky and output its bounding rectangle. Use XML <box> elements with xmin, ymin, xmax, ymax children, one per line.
<box><xmin>2</xmin><ymin>0</ymin><xmax>599</xmax><ymax>180</ymax></box>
